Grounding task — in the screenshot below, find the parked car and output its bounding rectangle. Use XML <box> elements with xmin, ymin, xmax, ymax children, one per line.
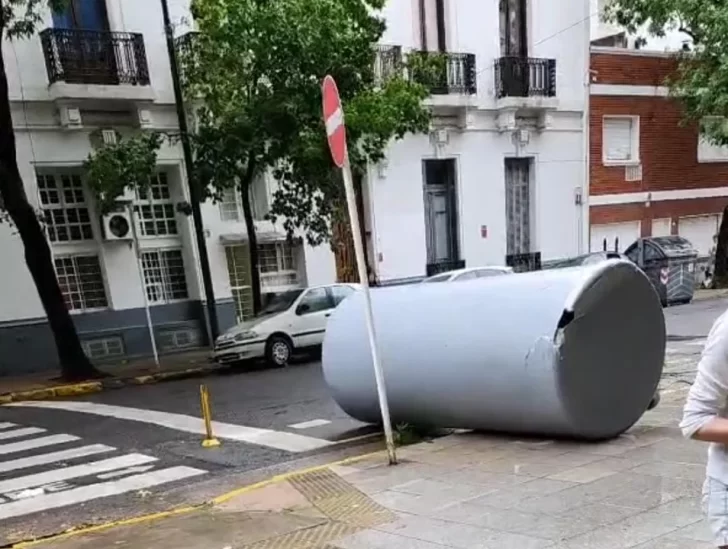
<box><xmin>544</xmin><ymin>251</ymin><xmax>625</xmax><ymax>270</ymax></box>
<box><xmin>422</xmin><ymin>266</ymin><xmax>514</xmax><ymax>283</ymax></box>
<box><xmin>213</xmin><ymin>283</ymin><xmax>360</xmax><ymax>367</ymax></box>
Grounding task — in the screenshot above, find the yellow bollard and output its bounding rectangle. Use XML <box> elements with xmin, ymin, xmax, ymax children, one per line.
<box><xmin>199</xmin><ymin>384</ymin><xmax>220</xmax><ymax>448</ymax></box>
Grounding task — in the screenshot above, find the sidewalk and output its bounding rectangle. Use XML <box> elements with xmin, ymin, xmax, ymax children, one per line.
<box><xmin>0</xmin><ymin>350</ymin><xmax>224</xmax><ymax>404</ymax></box>
<box><xmin>36</xmin><ymin>386</ymin><xmax>710</xmax><ymax>549</ymax></box>
<box><xmin>694</xmin><ymin>288</ymin><xmax>728</xmax><ymax>301</ymax></box>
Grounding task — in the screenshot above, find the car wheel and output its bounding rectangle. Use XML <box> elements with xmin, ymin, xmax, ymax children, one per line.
<box><xmin>266</xmin><ymin>335</ymin><xmax>292</xmax><ymax>368</ymax></box>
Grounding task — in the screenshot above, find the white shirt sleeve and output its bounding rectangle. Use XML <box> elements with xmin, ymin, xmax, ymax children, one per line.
<box><xmin>680</xmin><ymin>311</ymin><xmax>728</xmax><ymax>439</ymax></box>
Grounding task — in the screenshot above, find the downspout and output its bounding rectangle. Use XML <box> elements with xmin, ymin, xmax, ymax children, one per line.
<box><xmin>581</xmin><ymin>37</ymin><xmax>591</xmax><ymax>254</ymax></box>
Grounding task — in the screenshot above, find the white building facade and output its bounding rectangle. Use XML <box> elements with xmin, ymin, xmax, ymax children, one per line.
<box><xmin>0</xmin><ymin>0</ymin><xmax>591</xmax><ymax>375</ymax></box>
<box><xmin>366</xmin><ymin>0</ymin><xmax>590</xmax><ymax>283</ymax></box>
<box><xmin>0</xmin><ymin>0</ymin><xmax>335</xmax><ymax>376</ymax></box>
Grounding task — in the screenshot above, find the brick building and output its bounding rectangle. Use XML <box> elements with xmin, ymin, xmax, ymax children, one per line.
<box><xmin>589</xmin><ymin>47</ymin><xmax>728</xmax><ymax>259</ymax></box>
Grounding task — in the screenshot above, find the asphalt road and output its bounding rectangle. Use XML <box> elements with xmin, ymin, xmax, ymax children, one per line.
<box><xmin>664</xmin><ymin>296</ymin><xmax>728</xmax><ymax>338</ymax></box>
<box><xmin>0</xmin><ymin>361</ymin><xmax>377</xmax><ymax>545</ymax></box>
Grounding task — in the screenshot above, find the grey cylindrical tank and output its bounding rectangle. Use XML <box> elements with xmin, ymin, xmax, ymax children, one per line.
<box><xmin>322</xmin><ymin>260</ymin><xmax>665</xmax><ymax>440</ymax></box>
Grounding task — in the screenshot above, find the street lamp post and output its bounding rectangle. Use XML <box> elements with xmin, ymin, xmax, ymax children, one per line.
<box><xmin>159</xmin><ymin>0</ymin><xmax>220</xmax><ymax>342</ymax></box>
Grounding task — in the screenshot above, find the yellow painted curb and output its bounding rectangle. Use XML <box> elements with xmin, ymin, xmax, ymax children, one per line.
<box><xmin>12</xmin><ymin>449</ymin><xmax>385</xmax><ymax>548</ymax></box>
<box><xmin>1</xmin><ymin>382</ymin><xmax>102</xmax><ymax>404</ymax></box>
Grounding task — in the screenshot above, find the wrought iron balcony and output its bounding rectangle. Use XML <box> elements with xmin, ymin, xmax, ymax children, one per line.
<box><xmin>40</xmin><ymin>28</ymin><xmax>150</xmax><ymax>86</ymax></box>
<box><xmin>426</xmin><ymin>259</ymin><xmax>466</xmax><ymax>277</ymax></box>
<box><xmin>410</xmin><ymin>51</ymin><xmax>477</xmax><ymax>95</ymax></box>
<box><xmin>374</xmin><ymin>45</ymin><xmax>403</xmax><ymax>84</ymax></box>
<box><xmin>506</xmin><ymin>252</ymin><xmax>542</xmax><ymax>273</ymax></box>
<box><xmin>495</xmin><ymin>57</ymin><xmax>556</xmax><ymax>98</ymax></box>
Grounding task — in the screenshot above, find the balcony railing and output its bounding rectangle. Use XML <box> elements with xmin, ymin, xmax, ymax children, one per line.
<box><xmin>426</xmin><ymin>259</ymin><xmax>466</xmax><ymax>277</ymax></box>
<box><xmin>410</xmin><ymin>51</ymin><xmax>477</xmax><ymax>95</ymax></box>
<box><xmin>40</xmin><ymin>28</ymin><xmax>150</xmax><ymax>86</ymax></box>
<box><xmin>374</xmin><ymin>45</ymin><xmax>403</xmax><ymax>84</ymax></box>
<box><xmin>506</xmin><ymin>252</ymin><xmax>542</xmax><ymax>273</ymax></box>
<box><xmin>495</xmin><ymin>57</ymin><xmax>556</xmax><ymax>99</ymax></box>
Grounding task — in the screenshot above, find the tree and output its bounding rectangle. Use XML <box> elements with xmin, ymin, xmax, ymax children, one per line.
<box><xmin>0</xmin><ymin>0</ymin><xmax>102</xmax><ymax>380</ymax></box>
<box><xmin>605</xmin><ymin>0</ymin><xmax>728</xmax><ymax>286</ymax></box>
<box><xmin>181</xmin><ymin>0</ymin><xmax>434</xmax><ymax>306</ymax></box>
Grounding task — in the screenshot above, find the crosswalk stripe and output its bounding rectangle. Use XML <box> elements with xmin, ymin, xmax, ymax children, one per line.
<box><xmin>9</xmin><ymin>401</ymin><xmax>332</xmax><ymax>453</ymax></box>
<box><xmin>0</xmin><ymin>454</ymin><xmax>158</xmax><ymax>494</ymax></box>
<box><xmin>0</xmin><ymin>424</ymin><xmax>16</xmax><ymax>430</ymax></box>
<box><xmin>0</xmin><ymin>444</ymin><xmax>114</xmax><ymax>474</ymax></box>
<box><xmin>0</xmin><ymin>428</ymin><xmax>46</xmax><ymax>441</ymax></box>
<box><xmin>0</xmin><ymin>466</ymin><xmax>206</xmax><ymax>520</ymax></box>
<box><xmin>0</xmin><ymin>435</ymin><xmax>79</xmax><ymax>456</ymax></box>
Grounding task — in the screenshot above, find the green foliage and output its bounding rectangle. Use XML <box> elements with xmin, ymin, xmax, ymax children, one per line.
<box><xmin>605</xmin><ymin>0</ymin><xmax>728</xmax><ymax>145</ymax></box>
<box><xmin>83</xmin><ymin>132</ymin><xmax>163</xmax><ymax>214</ymax></box>
<box><xmin>181</xmin><ymin>0</ymin><xmax>434</xmax><ymax>245</ymax></box>
<box><xmin>1</xmin><ymin>0</ymin><xmax>68</xmax><ymax>38</ymax></box>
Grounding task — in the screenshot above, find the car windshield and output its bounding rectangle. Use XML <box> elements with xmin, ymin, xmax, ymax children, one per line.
<box><xmin>257</xmin><ymin>289</ymin><xmax>304</xmax><ymax>316</ymax></box>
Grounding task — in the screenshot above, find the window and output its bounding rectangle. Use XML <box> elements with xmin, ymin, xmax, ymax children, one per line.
<box><xmin>603</xmin><ymin>116</ymin><xmax>639</xmax><ymax>164</ymax></box>
<box><xmin>82</xmin><ymin>336</ymin><xmax>124</xmax><ymax>360</ymax></box>
<box><xmin>476</xmin><ymin>269</ymin><xmax>507</xmax><ymax>278</ymax></box>
<box><xmin>297</xmin><ymin>288</ymin><xmax>332</xmax><ymax>315</ymax></box>
<box><xmin>225</xmin><ymin>245</ymin><xmax>254</xmax><ymax>321</ymax></box>
<box><xmin>135</xmin><ymin>173</ymin><xmax>178</xmax><ymax>237</ymax></box>
<box><xmin>259</xmin><ymin>242</ymin><xmax>299</xmax><ymax>288</ymax></box>
<box><xmin>140</xmin><ymin>249</ymin><xmax>189</xmax><ymax>303</ymax></box>
<box><xmin>218</xmin><ymin>176</ymin><xmax>270</xmax><ymax>222</ymax></box>
<box><xmin>330</xmin><ymin>285</ymin><xmax>355</xmax><ymax>306</ymax></box>
<box><xmin>54</xmin><ymin>255</ymin><xmax>108</xmax><ymax>311</ymax></box>
<box><xmin>454</xmin><ymin>271</ymin><xmax>478</xmax><ymax>281</ymax></box>
<box><xmin>37</xmin><ymin>173</ymin><xmax>93</xmax><ymax>243</ymax></box>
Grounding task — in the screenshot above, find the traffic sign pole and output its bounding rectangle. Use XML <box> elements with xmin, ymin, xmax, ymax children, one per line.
<box><xmin>341</xmin><ymin>157</ymin><xmax>397</xmax><ymax>466</ymax></box>
<box><xmin>322</xmin><ymin>75</ymin><xmax>397</xmax><ymax>466</ymax></box>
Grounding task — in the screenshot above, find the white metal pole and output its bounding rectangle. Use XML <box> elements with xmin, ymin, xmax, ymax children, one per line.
<box><xmin>341</xmin><ymin>157</ymin><xmax>397</xmax><ymax>465</ymax></box>
<box><xmin>128</xmin><ymin>204</ymin><xmax>160</xmax><ymax>368</ymax></box>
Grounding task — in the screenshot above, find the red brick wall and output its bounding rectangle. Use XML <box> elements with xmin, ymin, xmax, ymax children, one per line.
<box><xmin>589</xmin><ymin>50</ymin><xmax>728</xmax><ymax>234</ymax></box>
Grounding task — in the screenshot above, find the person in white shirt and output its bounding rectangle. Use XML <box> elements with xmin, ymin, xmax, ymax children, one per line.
<box><xmin>681</xmin><ymin>310</ymin><xmax>728</xmax><ymax>547</ymax></box>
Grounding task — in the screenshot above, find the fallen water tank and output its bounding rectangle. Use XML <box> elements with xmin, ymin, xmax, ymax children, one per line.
<box><xmin>322</xmin><ymin>259</ymin><xmax>665</xmax><ymax>440</ymax></box>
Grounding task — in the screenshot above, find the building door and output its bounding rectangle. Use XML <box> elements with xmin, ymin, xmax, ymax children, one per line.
<box><xmin>224</xmin><ymin>245</ymin><xmax>254</xmax><ymax>322</ymax></box>
<box><xmin>423</xmin><ymin>159</ymin><xmax>460</xmax><ymax>275</ymax></box>
<box><xmin>505</xmin><ymin>158</ymin><xmax>532</xmax><ymax>257</ymax></box>
<box><xmin>52</xmin><ymin>0</ymin><xmax>116</xmax><ymax>84</ymax></box>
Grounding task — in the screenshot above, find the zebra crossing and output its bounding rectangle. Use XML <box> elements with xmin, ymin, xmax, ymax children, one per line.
<box><xmin>0</xmin><ymin>421</ymin><xmax>206</xmax><ymax>522</ymax></box>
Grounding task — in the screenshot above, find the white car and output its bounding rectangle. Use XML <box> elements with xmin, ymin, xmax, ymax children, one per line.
<box><xmin>422</xmin><ymin>265</ymin><xmax>514</xmax><ymax>283</ymax></box>
<box><xmin>213</xmin><ymin>283</ymin><xmax>360</xmax><ymax>367</ymax></box>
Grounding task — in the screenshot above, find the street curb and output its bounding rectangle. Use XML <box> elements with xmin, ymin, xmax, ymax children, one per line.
<box><xmin>0</xmin><ymin>364</ymin><xmax>230</xmax><ymax>404</ymax></box>
<box><xmin>9</xmin><ymin>449</ymin><xmax>385</xmax><ymax>548</ymax></box>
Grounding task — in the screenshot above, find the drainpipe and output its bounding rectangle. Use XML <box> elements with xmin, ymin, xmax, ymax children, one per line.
<box><xmin>581</xmin><ymin>30</ymin><xmax>591</xmax><ymax>254</ymax></box>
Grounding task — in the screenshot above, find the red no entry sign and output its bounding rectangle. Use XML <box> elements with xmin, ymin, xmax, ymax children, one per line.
<box><xmin>322</xmin><ymin>75</ymin><xmax>347</xmax><ymax>168</ymax></box>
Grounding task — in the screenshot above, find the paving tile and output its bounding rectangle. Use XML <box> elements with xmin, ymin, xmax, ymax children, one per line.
<box><xmin>434</xmin><ymin>469</ymin><xmax>536</xmax><ymax>489</ymax></box>
<box><xmin>369</xmin><ymin>489</ymin><xmax>473</xmax><ymax>516</ymax></box>
<box><xmin>546</xmin><ymin>464</ymin><xmax>618</xmax><ymax>484</ymax></box>
<box><xmin>464</xmin><ymin>478</ymin><xmax>578</xmax><ymax>509</ymax></box>
<box><xmin>556</xmin><ymin>502</ymin><xmax>643</xmax><ymax>527</ymax></box>
<box><xmin>389</xmin><ymin>478</ymin><xmax>497</xmax><ymax>501</ymax></box>
<box><xmin>671</xmin><ymin>521</ymin><xmax>713</xmax><ymax>543</ymax></box>
<box><xmin>556</xmin><ymin>498</ymin><xmax>702</xmax><ymax>549</ymax></box>
<box><xmin>630</xmin><ymin>536</ymin><xmax>714</xmax><ymax>549</ymax></box>
<box><xmin>627</xmin><ymin>460</ymin><xmax>706</xmax><ymax>482</ymax></box>
<box><xmin>374</xmin><ymin>514</ymin><xmax>553</xmax><ymax>549</ymax></box>
<box><xmin>332</xmin><ymin>528</ymin><xmax>453</xmax><ymax>549</ymax></box>
<box><xmin>436</xmin><ymin>501</ymin><xmax>592</xmax><ymax>541</ymax></box>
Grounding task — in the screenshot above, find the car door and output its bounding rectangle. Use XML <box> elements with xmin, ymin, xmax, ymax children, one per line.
<box><xmin>289</xmin><ymin>287</ymin><xmax>335</xmax><ymax>348</ymax></box>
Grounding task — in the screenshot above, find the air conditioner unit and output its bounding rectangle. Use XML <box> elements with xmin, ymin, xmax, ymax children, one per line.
<box><xmin>101</xmin><ymin>211</ymin><xmax>133</xmax><ymax>241</ymax></box>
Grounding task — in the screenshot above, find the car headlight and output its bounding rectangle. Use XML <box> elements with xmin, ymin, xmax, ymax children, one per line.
<box><xmin>234</xmin><ymin>330</ymin><xmax>257</xmax><ymax>342</ymax></box>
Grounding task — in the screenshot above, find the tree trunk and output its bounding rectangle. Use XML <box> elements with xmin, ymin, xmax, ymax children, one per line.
<box><xmin>240</xmin><ymin>166</ymin><xmax>262</xmax><ymax>314</ymax></box>
<box><xmin>332</xmin><ymin>174</ymin><xmax>372</xmax><ymax>284</ymax></box>
<box><xmin>0</xmin><ymin>46</ymin><xmax>100</xmax><ymax>380</ymax></box>
<box><xmin>713</xmin><ymin>205</ymin><xmax>728</xmax><ymax>288</ymax></box>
